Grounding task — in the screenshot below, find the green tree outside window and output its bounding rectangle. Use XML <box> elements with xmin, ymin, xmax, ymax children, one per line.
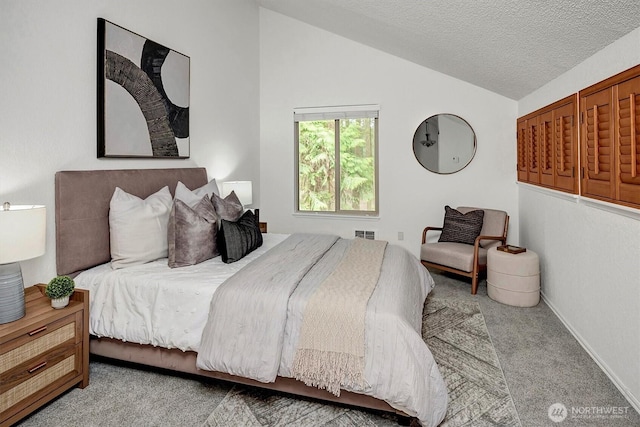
<box><xmin>297</xmin><ymin>116</ymin><xmax>377</xmax><ymax>214</ymax></box>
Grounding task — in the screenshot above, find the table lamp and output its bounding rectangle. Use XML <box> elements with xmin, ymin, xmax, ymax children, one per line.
<box><xmin>0</xmin><ymin>203</ymin><xmax>46</xmax><ymax>324</ymax></box>
<box><xmin>222</xmin><ymin>181</ymin><xmax>253</xmax><ymax>206</ymax></box>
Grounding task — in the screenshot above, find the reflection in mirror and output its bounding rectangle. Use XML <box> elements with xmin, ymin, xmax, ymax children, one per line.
<box><xmin>413</xmin><ymin>114</ymin><xmax>476</xmax><ymax>174</ymax></box>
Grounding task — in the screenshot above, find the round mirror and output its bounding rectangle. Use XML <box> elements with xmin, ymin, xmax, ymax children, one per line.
<box><xmin>412</xmin><ymin>114</ymin><xmax>476</xmax><ymax>174</ymax></box>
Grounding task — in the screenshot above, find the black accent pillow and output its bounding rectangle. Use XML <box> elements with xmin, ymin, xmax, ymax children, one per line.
<box><xmin>438</xmin><ymin>206</ymin><xmax>484</xmax><ymax>245</ymax></box>
<box><xmin>217</xmin><ymin>210</ymin><xmax>263</xmax><ymax>263</ymax></box>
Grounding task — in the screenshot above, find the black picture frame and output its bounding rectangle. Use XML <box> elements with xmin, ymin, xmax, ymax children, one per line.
<box><xmin>97</xmin><ymin>18</ymin><xmax>190</xmax><ymax>158</ymax></box>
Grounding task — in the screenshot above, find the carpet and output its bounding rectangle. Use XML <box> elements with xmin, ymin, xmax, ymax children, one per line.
<box><xmin>202</xmin><ymin>298</ymin><xmax>521</xmax><ymax>427</ymax></box>
<box><xmin>14</xmin><ymin>298</ymin><xmax>519</xmax><ymax>427</ymax></box>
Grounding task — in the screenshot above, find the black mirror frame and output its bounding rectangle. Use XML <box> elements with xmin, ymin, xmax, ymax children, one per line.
<box><xmin>412</xmin><ymin>114</ymin><xmax>477</xmax><ymax>174</ymax></box>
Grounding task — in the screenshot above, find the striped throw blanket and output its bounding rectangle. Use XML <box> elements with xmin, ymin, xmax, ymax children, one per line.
<box><xmin>291</xmin><ymin>238</ymin><xmax>388</xmax><ymax>396</ymax></box>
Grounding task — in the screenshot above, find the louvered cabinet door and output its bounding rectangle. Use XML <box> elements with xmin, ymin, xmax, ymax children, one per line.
<box><xmin>528</xmin><ymin>116</ymin><xmax>540</xmax><ymax>184</ymax></box>
<box><xmin>582</xmin><ymin>88</ymin><xmax>615</xmax><ymax>200</ymax></box>
<box><xmin>616</xmin><ymin>76</ymin><xmax>640</xmax><ymax>206</ymax></box>
<box><xmin>554</xmin><ymin>102</ymin><xmax>578</xmax><ymax>193</ymax></box>
<box><xmin>517</xmin><ymin>118</ymin><xmax>529</xmax><ymax>182</ymax></box>
<box><xmin>539</xmin><ymin>111</ymin><xmax>554</xmax><ymax>187</ymax></box>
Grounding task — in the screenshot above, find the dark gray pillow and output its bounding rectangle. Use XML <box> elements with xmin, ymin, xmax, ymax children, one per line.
<box><xmin>168</xmin><ymin>197</ymin><xmax>219</xmax><ymax>268</ymax></box>
<box><xmin>211</xmin><ymin>191</ymin><xmax>243</xmax><ymax>222</ymax></box>
<box><xmin>217</xmin><ymin>210</ymin><xmax>263</xmax><ymax>263</ymax></box>
<box><xmin>438</xmin><ymin>206</ymin><xmax>484</xmax><ymax>245</ymax></box>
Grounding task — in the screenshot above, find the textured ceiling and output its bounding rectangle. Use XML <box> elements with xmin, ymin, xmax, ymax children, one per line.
<box><xmin>257</xmin><ymin>0</ymin><xmax>640</xmax><ymax>100</ymax></box>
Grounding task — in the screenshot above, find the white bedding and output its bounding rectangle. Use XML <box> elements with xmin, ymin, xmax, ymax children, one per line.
<box><xmin>75</xmin><ymin>233</ymin><xmax>448</xmax><ymax>426</ymax></box>
<box><xmin>75</xmin><ymin>233</ymin><xmax>289</xmax><ymax>351</ymax></box>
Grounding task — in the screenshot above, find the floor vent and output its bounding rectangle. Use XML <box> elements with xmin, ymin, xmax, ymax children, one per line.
<box><xmin>355</xmin><ymin>230</ymin><xmax>375</xmax><ymax>240</ymax></box>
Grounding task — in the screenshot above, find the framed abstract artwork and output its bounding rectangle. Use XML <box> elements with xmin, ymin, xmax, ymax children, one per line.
<box><xmin>97</xmin><ymin>18</ymin><xmax>190</xmax><ymax>158</ymax></box>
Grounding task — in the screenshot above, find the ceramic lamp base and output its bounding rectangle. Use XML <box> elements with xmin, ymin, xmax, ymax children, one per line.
<box><xmin>0</xmin><ymin>262</ymin><xmax>26</xmax><ymax>324</ymax></box>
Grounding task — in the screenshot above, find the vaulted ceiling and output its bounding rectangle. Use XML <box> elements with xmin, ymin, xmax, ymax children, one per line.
<box><xmin>257</xmin><ymin>0</ymin><xmax>640</xmax><ymax>100</ymax></box>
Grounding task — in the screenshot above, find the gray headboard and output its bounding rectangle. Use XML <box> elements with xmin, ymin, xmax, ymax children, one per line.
<box><xmin>55</xmin><ymin>168</ymin><xmax>208</xmax><ymax>276</ymax></box>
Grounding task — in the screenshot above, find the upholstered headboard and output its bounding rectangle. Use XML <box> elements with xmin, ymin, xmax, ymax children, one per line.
<box><xmin>55</xmin><ymin>168</ymin><xmax>208</xmax><ymax>276</ymax></box>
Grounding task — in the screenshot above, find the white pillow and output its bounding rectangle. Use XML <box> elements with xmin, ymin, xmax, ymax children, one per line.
<box><xmin>174</xmin><ymin>179</ymin><xmax>220</xmax><ymax>208</ymax></box>
<box><xmin>109</xmin><ymin>186</ymin><xmax>173</xmax><ymax>269</ymax></box>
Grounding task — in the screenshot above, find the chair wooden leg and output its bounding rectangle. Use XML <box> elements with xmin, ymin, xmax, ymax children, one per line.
<box><xmin>471</xmin><ymin>274</ymin><xmax>478</xmax><ymax>295</ymax></box>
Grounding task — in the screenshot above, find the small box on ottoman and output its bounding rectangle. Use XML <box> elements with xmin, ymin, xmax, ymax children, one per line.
<box><xmin>487</xmin><ymin>247</ymin><xmax>540</xmax><ymax>307</ymax></box>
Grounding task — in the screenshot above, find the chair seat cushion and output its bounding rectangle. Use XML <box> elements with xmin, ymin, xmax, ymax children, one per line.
<box><xmin>421</xmin><ymin>242</ymin><xmax>488</xmax><ymax>272</ymax></box>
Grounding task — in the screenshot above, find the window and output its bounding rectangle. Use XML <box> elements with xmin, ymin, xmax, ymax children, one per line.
<box><xmin>294</xmin><ymin>106</ymin><xmax>379</xmax><ymax>215</ymax></box>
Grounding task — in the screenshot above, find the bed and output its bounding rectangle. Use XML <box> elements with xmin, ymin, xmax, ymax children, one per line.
<box><xmin>55</xmin><ymin>168</ymin><xmax>447</xmax><ymax>426</ymax></box>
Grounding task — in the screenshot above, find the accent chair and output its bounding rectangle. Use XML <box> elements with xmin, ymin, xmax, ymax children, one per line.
<box><xmin>421</xmin><ymin>206</ymin><xmax>509</xmax><ymax>294</ymax></box>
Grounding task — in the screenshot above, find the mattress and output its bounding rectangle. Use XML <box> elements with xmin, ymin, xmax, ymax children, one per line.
<box><xmin>74</xmin><ymin>233</ymin><xmax>289</xmax><ymax>352</ymax></box>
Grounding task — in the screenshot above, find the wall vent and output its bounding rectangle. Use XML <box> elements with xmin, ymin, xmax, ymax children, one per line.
<box><xmin>355</xmin><ymin>230</ymin><xmax>375</xmax><ymax>240</ymax></box>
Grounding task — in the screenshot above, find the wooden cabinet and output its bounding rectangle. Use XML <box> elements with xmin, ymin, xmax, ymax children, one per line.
<box><xmin>0</xmin><ymin>286</ymin><xmax>89</xmax><ymax>427</ymax></box>
<box><xmin>516</xmin><ymin>118</ymin><xmax>528</xmax><ymax>182</ymax></box>
<box><xmin>617</xmin><ymin>76</ymin><xmax>640</xmax><ymax>206</ymax></box>
<box><xmin>581</xmin><ymin>87</ymin><xmax>615</xmax><ymax>200</ymax></box>
<box><xmin>539</xmin><ymin>110</ymin><xmax>554</xmax><ymax>187</ymax></box>
<box><xmin>517</xmin><ymin>94</ymin><xmax>578</xmax><ymax>194</ymax></box>
<box><xmin>527</xmin><ymin>114</ymin><xmax>541</xmax><ymax>184</ymax></box>
<box><xmin>554</xmin><ymin>102</ymin><xmax>578</xmax><ymax>193</ymax></box>
<box><xmin>580</xmin><ymin>64</ymin><xmax>640</xmax><ymax>209</ymax></box>
<box><xmin>519</xmin><ymin>64</ymin><xmax>640</xmax><ymax>210</ymax></box>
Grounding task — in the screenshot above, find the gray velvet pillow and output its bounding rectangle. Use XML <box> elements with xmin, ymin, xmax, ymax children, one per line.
<box><xmin>438</xmin><ymin>205</ymin><xmax>484</xmax><ymax>245</ymax></box>
<box><xmin>168</xmin><ymin>196</ymin><xmax>219</xmax><ymax>268</ymax></box>
<box><xmin>211</xmin><ymin>191</ymin><xmax>243</xmax><ymax>222</ymax></box>
<box><xmin>217</xmin><ymin>210</ymin><xmax>263</xmax><ymax>263</ymax></box>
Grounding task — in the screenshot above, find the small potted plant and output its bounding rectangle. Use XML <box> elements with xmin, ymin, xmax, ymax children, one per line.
<box><xmin>45</xmin><ymin>276</ymin><xmax>75</xmax><ymax>309</ymax></box>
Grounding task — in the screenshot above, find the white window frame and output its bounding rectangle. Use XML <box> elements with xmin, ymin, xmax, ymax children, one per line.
<box><xmin>294</xmin><ymin>105</ymin><xmax>380</xmax><ymax>216</ymax></box>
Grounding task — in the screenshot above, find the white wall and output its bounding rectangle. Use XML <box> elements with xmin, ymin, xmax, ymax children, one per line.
<box><xmin>518</xmin><ymin>27</ymin><xmax>640</xmax><ymax>410</ymax></box>
<box><xmin>0</xmin><ymin>0</ymin><xmax>260</xmax><ymax>286</ymax></box>
<box><xmin>259</xmin><ymin>9</ymin><xmax>519</xmax><ymax>257</ymax></box>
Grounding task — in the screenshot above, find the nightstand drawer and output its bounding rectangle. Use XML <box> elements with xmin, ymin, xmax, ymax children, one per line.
<box><xmin>0</xmin><ymin>345</ymin><xmax>81</xmax><ymax>416</ymax></box>
<box><xmin>0</xmin><ymin>312</ymin><xmax>80</xmax><ymax>375</ymax></box>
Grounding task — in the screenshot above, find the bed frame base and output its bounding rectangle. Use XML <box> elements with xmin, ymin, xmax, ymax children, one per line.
<box><xmin>90</xmin><ymin>337</ymin><xmax>411</xmax><ymax>420</ymax></box>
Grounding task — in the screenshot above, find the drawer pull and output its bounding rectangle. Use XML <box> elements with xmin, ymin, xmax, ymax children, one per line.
<box><xmin>28</xmin><ymin>326</ymin><xmax>48</xmax><ymax>336</ymax></box>
<box><xmin>28</xmin><ymin>361</ymin><xmax>47</xmax><ymax>373</ymax></box>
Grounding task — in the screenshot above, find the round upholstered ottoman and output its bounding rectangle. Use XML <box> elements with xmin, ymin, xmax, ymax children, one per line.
<box><xmin>487</xmin><ymin>247</ymin><xmax>540</xmax><ymax>307</ymax></box>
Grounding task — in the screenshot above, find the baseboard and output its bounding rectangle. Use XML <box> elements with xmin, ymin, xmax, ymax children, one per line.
<box><xmin>541</xmin><ymin>291</ymin><xmax>640</xmax><ymax>414</ymax></box>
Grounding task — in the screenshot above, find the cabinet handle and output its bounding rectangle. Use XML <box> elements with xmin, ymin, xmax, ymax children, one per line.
<box><xmin>28</xmin><ymin>361</ymin><xmax>47</xmax><ymax>373</ymax></box>
<box><xmin>28</xmin><ymin>326</ymin><xmax>47</xmax><ymax>336</ymax></box>
<box><xmin>542</xmin><ymin>121</ymin><xmax>547</xmax><ymax>170</ymax></box>
<box><xmin>631</xmin><ymin>93</ymin><xmax>637</xmax><ymax>178</ymax></box>
<box><xmin>559</xmin><ymin>116</ymin><xmax>565</xmax><ymax>172</ymax></box>
<box><xmin>593</xmin><ymin>105</ymin><xmax>600</xmax><ymax>175</ymax></box>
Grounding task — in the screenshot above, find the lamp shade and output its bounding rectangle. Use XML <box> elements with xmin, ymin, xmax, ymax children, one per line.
<box><xmin>0</xmin><ymin>204</ymin><xmax>46</xmax><ymax>264</ymax></box>
<box><xmin>0</xmin><ymin>204</ymin><xmax>46</xmax><ymax>324</ymax></box>
<box><xmin>222</xmin><ymin>181</ymin><xmax>253</xmax><ymax>206</ymax></box>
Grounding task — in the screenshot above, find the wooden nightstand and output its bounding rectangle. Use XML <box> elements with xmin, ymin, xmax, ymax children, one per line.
<box><xmin>0</xmin><ymin>285</ymin><xmax>89</xmax><ymax>427</ymax></box>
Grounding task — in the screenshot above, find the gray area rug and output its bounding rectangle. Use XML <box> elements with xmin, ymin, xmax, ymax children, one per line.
<box><xmin>424</xmin><ymin>299</ymin><xmax>521</xmax><ymax>426</ymax></box>
<box><xmin>16</xmin><ymin>298</ymin><xmax>519</xmax><ymax>426</ymax></box>
<box><xmin>202</xmin><ymin>298</ymin><xmax>521</xmax><ymax>427</ymax></box>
